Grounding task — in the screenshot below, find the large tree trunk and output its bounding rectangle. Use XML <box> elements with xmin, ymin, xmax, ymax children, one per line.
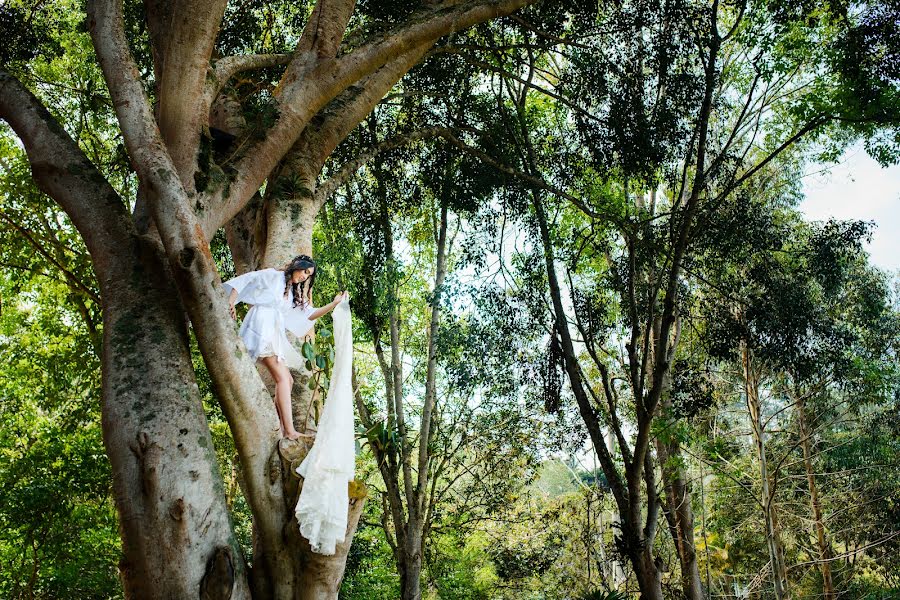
<box><xmin>796</xmin><ymin>394</ymin><xmax>835</xmax><ymax>599</ymax></box>
<box><xmin>238</xmin><ymin>163</ymin><xmax>365</xmax><ymax>600</ymax></box>
<box><xmin>101</xmin><ymin>236</ymin><xmax>251</xmax><ymax>599</ymax></box>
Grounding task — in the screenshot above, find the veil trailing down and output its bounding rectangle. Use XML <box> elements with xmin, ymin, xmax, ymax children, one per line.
<box><xmin>294</xmin><ymin>295</ymin><xmax>356</xmax><ymax>555</ymax></box>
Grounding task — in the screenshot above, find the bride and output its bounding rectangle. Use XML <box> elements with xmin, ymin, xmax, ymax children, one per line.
<box><xmin>223</xmin><ymin>254</ymin><xmax>356</xmax><ymax>555</ymax></box>
<box><xmin>223</xmin><ymin>255</ymin><xmax>347</xmax><ymax>440</ymax></box>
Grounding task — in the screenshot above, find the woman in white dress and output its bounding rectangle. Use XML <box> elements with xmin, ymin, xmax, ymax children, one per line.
<box><xmin>223</xmin><ymin>255</ymin><xmax>348</xmax><ymax>440</ymax></box>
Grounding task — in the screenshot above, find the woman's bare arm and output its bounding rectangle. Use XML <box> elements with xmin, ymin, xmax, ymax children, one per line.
<box><xmin>309</xmin><ymin>291</ymin><xmax>348</xmax><ymax>321</ymax></box>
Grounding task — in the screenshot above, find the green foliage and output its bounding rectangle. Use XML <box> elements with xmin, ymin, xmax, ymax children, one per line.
<box><xmin>339</xmin><ymin>521</ymin><xmax>399</xmax><ymax>599</ymax></box>
<box><xmin>0</xmin><ymin>270</ymin><xmax>120</xmax><ymax>599</ymax></box>
<box><xmin>0</xmin><ymin>2</ymin><xmax>68</xmax><ymax>68</ymax></box>
<box><xmin>424</xmin><ymin>530</ymin><xmax>498</xmax><ymax>600</ymax></box>
<box><xmin>669</xmin><ymin>359</ymin><xmax>716</xmax><ymax>420</ymax></box>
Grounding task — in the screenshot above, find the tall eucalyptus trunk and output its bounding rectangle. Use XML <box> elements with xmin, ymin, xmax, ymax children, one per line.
<box><xmin>796</xmin><ymin>394</ymin><xmax>835</xmax><ymax>599</ymax></box>
<box><xmin>656</xmin><ymin>420</ymin><xmax>705</xmax><ymax>600</ymax></box>
<box><xmin>742</xmin><ymin>343</ymin><xmax>790</xmax><ymax>600</ymax></box>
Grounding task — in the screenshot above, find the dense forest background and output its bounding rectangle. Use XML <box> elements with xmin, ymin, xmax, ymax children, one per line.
<box><xmin>1</xmin><ymin>0</ymin><xmax>898</xmax><ymax>598</ymax></box>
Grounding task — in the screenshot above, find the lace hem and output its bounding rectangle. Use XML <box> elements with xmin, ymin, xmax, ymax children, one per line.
<box><xmin>294</xmin><ymin>469</ymin><xmax>352</xmax><ymax>555</ymax></box>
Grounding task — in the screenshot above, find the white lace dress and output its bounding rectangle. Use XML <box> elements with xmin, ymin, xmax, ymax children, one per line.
<box><xmin>222</xmin><ymin>268</ymin><xmax>316</xmax><ymax>369</ymax></box>
<box><xmin>294</xmin><ymin>295</ymin><xmax>356</xmax><ymax>555</ymax></box>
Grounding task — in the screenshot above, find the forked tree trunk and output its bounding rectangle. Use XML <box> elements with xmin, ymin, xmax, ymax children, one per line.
<box><xmin>224</xmin><ymin>188</ymin><xmax>367</xmax><ymax>600</ymax></box>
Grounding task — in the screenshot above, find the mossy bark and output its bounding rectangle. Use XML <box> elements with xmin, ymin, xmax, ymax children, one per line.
<box><xmin>101</xmin><ymin>235</ymin><xmax>251</xmax><ymax>599</ymax></box>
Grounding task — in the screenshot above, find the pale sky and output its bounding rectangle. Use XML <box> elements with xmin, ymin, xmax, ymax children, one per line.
<box><xmin>799</xmin><ymin>145</ymin><xmax>900</xmax><ymax>273</ymax></box>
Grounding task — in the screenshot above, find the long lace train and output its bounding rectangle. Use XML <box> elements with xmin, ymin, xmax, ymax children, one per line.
<box><xmin>294</xmin><ymin>296</ymin><xmax>356</xmax><ymax>555</ymax></box>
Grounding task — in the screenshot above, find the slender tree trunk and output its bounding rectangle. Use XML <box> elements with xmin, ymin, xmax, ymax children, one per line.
<box><xmin>532</xmin><ymin>192</ymin><xmax>665</xmax><ymax>600</ymax></box>
<box><xmin>603</xmin><ymin>432</ymin><xmax>628</xmax><ymax>589</ymax></box>
<box><xmin>796</xmin><ymin>395</ymin><xmax>835</xmax><ymax>599</ymax></box>
<box><xmin>656</xmin><ymin>435</ymin><xmax>705</xmax><ymax>600</ymax></box>
<box><xmin>400</xmin><ymin>533</ymin><xmax>424</xmax><ymax>600</ymax></box>
<box><xmin>655</xmin><ymin>381</ymin><xmax>704</xmax><ymax>600</ymax></box>
<box><xmin>742</xmin><ymin>343</ymin><xmax>789</xmax><ymax>600</ymax></box>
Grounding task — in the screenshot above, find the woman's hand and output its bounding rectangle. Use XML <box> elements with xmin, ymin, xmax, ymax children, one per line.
<box><xmin>228</xmin><ymin>288</ymin><xmax>238</xmax><ymax>319</ymax></box>
<box><xmin>333</xmin><ymin>291</ymin><xmax>349</xmax><ymax>305</ymax></box>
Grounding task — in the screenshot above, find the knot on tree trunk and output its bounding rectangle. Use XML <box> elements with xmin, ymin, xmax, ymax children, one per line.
<box><xmin>169</xmin><ymin>497</ymin><xmax>186</xmax><ymax>521</ymax></box>
<box><xmin>128</xmin><ymin>430</ymin><xmax>160</xmax><ymax>499</ymax></box>
<box><xmin>178</xmin><ymin>246</ymin><xmax>196</xmax><ymax>269</ymax></box>
<box><xmin>200</xmin><ymin>546</ymin><xmax>235</xmax><ymax>600</ymax></box>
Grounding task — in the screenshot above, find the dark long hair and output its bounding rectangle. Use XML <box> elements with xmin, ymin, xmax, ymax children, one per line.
<box><xmin>284</xmin><ymin>255</ymin><xmax>316</xmax><ymax>308</ymax></box>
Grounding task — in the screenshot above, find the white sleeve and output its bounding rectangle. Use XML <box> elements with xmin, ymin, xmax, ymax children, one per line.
<box><xmin>284</xmin><ymin>303</ymin><xmax>315</xmax><ymax>339</ymax></box>
<box><xmin>222</xmin><ymin>270</ymin><xmax>263</xmax><ymax>305</ymax></box>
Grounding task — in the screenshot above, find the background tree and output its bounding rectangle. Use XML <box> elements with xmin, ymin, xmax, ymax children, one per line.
<box><xmin>464</xmin><ymin>0</ymin><xmax>900</xmax><ymax>596</ymax></box>
<box><xmin>315</xmin><ymin>119</ymin><xmax>549</xmax><ymax>598</ymax></box>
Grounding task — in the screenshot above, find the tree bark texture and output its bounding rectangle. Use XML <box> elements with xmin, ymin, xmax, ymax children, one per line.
<box><xmin>0</xmin><ymin>72</ymin><xmax>250</xmax><ymax>599</ymax></box>
<box><xmin>656</xmin><ymin>426</ymin><xmax>705</xmax><ymax>600</ymax></box>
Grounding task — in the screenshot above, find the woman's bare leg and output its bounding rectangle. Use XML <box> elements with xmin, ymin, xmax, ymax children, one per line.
<box><xmin>260</xmin><ymin>356</ymin><xmax>302</xmax><ymax>440</ymax></box>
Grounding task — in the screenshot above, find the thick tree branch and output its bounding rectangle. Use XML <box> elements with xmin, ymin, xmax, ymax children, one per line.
<box><xmin>148</xmin><ymin>0</ymin><xmax>229</xmax><ymax>188</ymax></box>
<box><xmin>292</xmin><ymin>0</ymin><xmax>357</xmax><ymax>64</ymax></box>
<box><xmin>206</xmin><ymin>53</ymin><xmax>293</xmax><ymax>102</ymax></box>
<box><xmin>0</xmin><ymin>71</ymin><xmax>133</xmax><ymax>273</ymax></box>
<box><xmin>209</xmin><ymin>0</ymin><xmax>538</xmax><ymax>236</ymax></box>
<box><xmin>238</xmin><ymin>41</ymin><xmax>435</xmax><ymax>257</ymax></box>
